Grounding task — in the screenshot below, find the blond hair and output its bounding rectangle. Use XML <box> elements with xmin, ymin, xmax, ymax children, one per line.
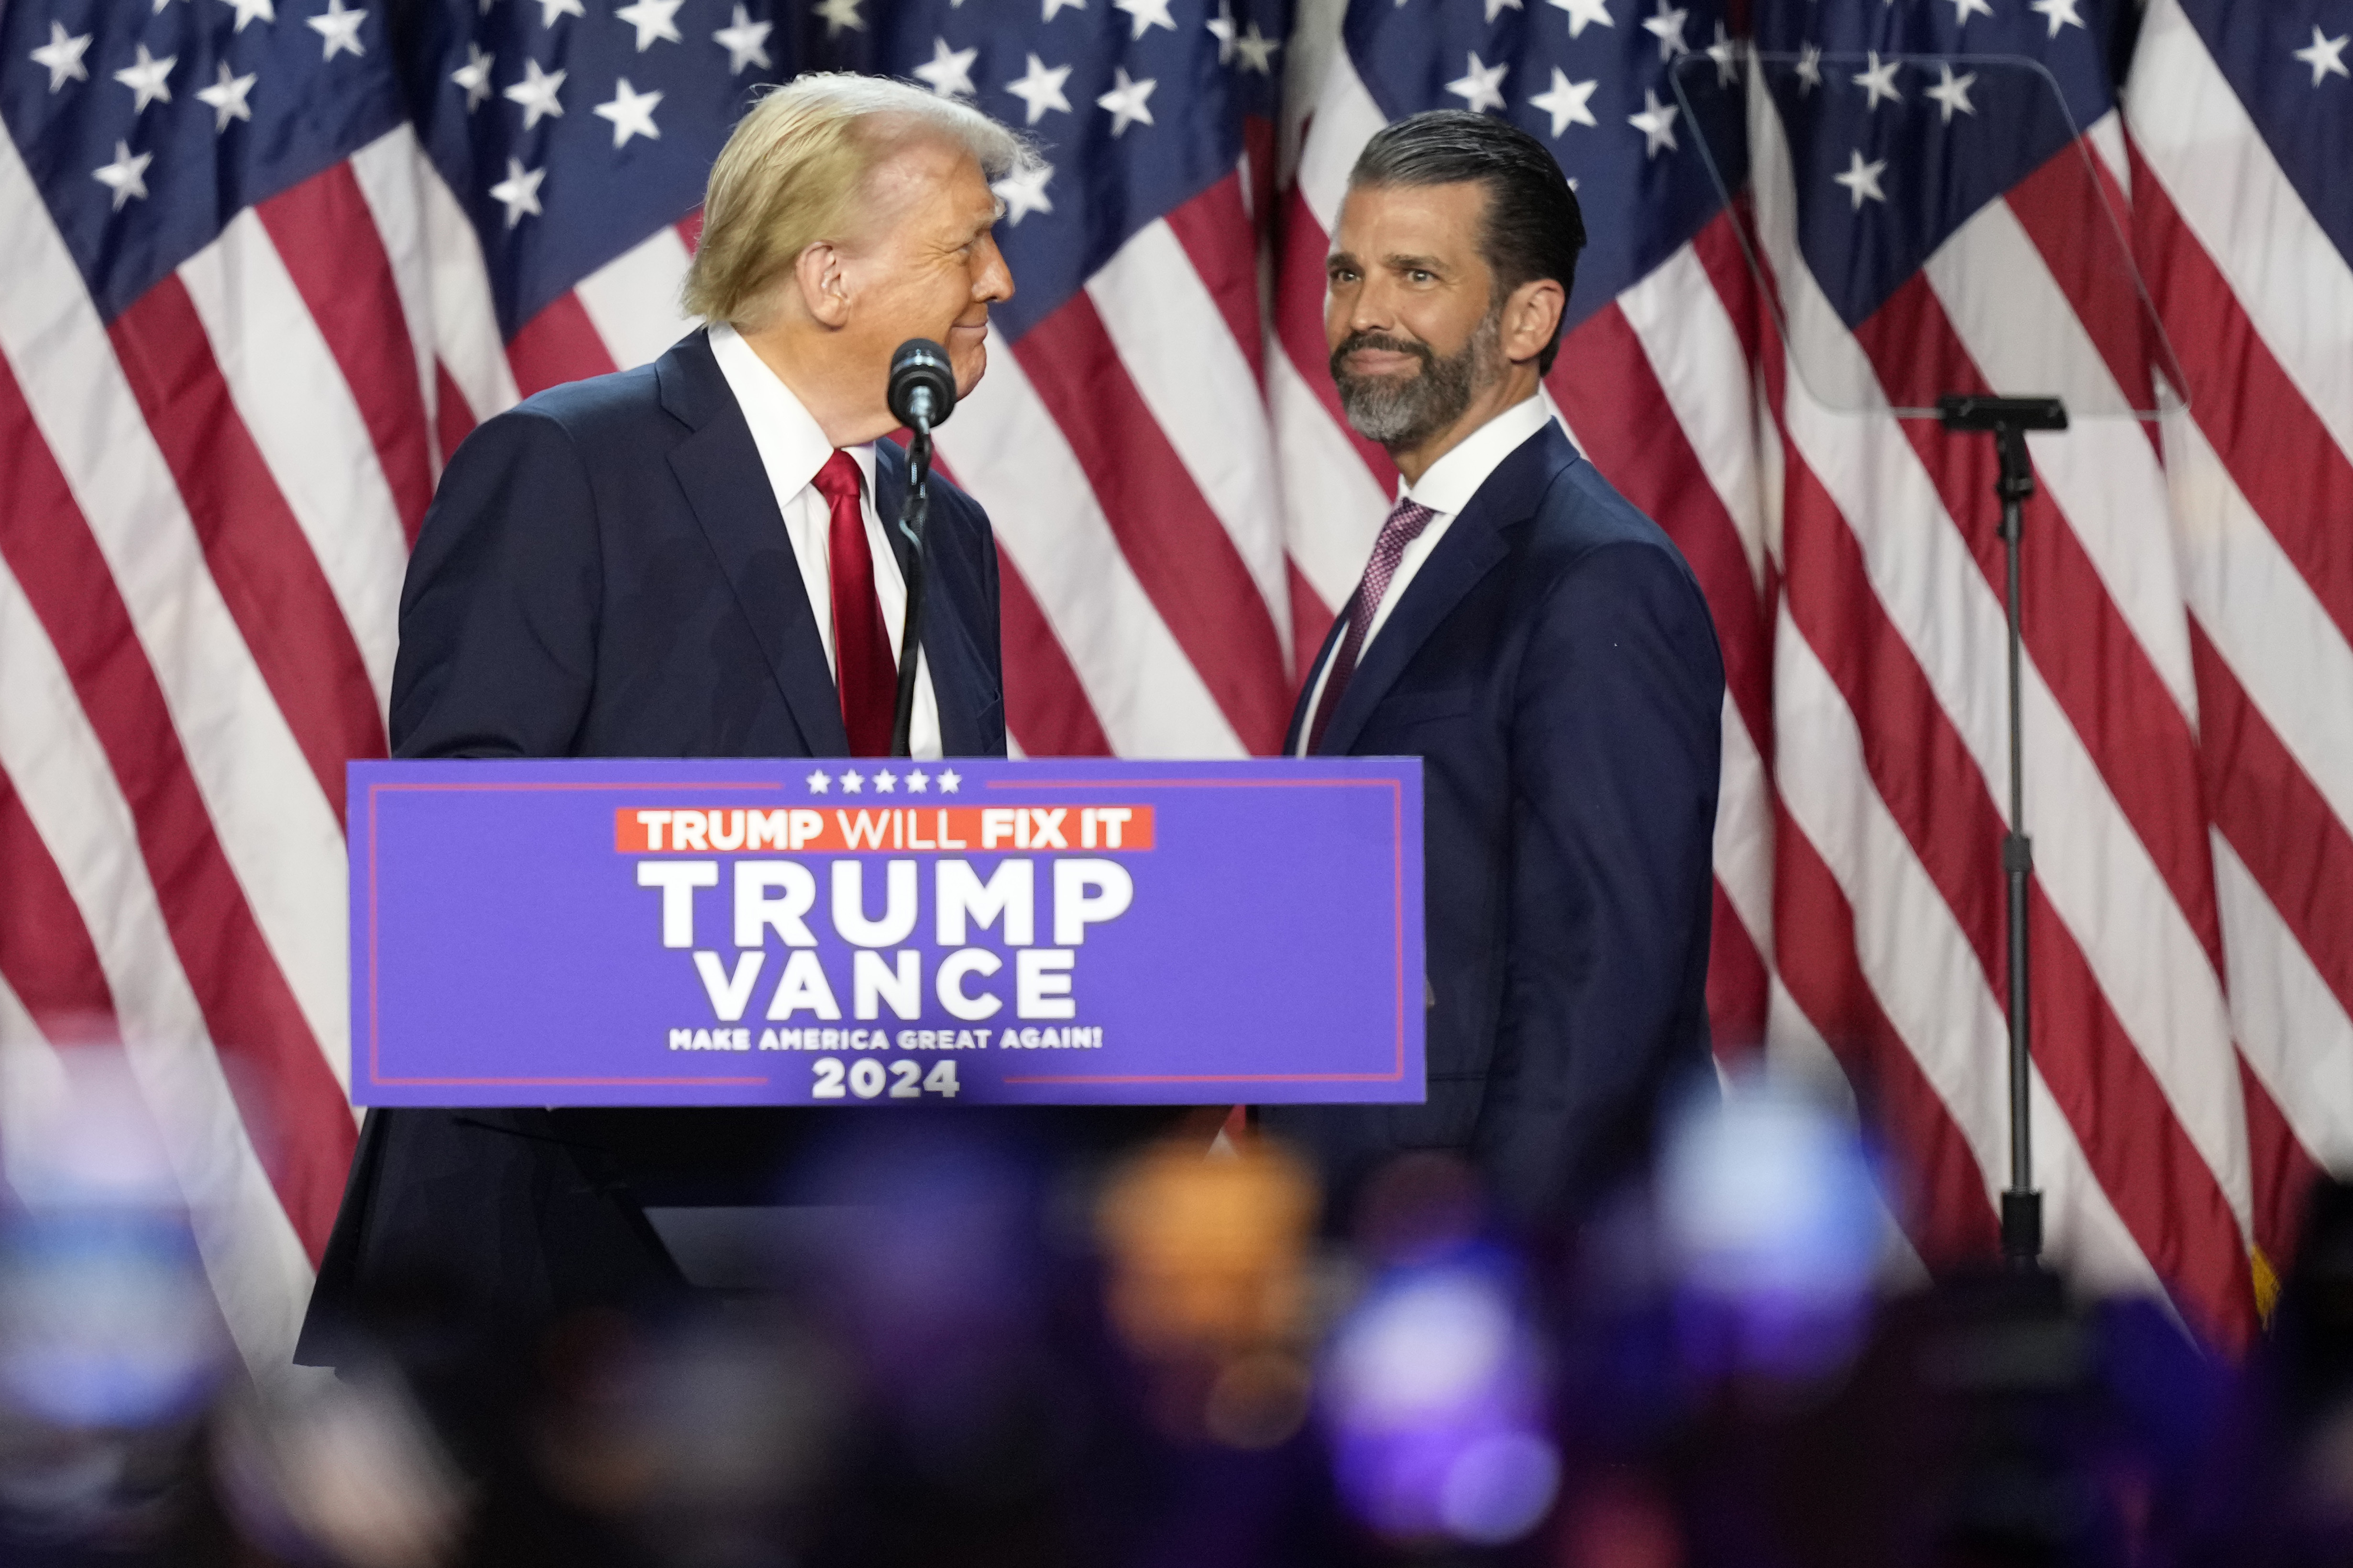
<box><xmin>682</xmin><ymin>73</ymin><xmax>1022</xmax><ymax>329</ymax></box>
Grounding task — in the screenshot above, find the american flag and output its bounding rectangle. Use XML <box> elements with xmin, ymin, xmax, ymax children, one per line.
<box><xmin>0</xmin><ymin>0</ymin><xmax>2343</xmax><ymax>1377</ymax></box>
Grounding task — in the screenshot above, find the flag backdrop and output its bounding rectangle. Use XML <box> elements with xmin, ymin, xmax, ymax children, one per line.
<box><xmin>0</xmin><ymin>0</ymin><xmax>2345</xmax><ymax>1371</ymax></box>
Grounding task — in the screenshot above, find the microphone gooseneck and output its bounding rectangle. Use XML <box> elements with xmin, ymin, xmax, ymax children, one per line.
<box><xmin>884</xmin><ymin>339</ymin><xmax>952</xmax><ymax>758</ymax></box>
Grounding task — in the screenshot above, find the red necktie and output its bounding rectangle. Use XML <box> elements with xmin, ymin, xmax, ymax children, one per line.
<box><xmin>1306</xmin><ymin>497</ymin><xmax>1436</xmax><ymax>753</ymax></box>
<box><xmin>813</xmin><ymin>451</ymin><xmax>896</xmax><ymax>756</ymax></box>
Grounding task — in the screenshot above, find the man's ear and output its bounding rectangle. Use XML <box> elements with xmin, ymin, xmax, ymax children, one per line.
<box><xmin>794</xmin><ymin>240</ymin><xmax>852</xmax><ymax>329</ymax></box>
<box><xmin>1501</xmin><ymin>276</ymin><xmax>1565</xmax><ymax>368</ymax></box>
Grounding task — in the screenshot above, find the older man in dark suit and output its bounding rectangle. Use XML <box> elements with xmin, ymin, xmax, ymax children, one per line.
<box><xmin>1261</xmin><ymin>111</ymin><xmax>1725</xmax><ymax>1229</ymax></box>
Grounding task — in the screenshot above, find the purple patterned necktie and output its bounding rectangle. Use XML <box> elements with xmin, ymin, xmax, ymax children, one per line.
<box><xmin>1307</xmin><ymin>496</ymin><xmax>1437</xmax><ymax>753</ymax></box>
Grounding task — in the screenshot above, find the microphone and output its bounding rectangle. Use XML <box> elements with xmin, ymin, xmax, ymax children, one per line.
<box><xmin>887</xmin><ymin>338</ymin><xmax>957</xmax><ymax>433</ymax></box>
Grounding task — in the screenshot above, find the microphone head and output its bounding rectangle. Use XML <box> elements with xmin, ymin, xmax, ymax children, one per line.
<box><xmin>888</xmin><ymin>338</ymin><xmax>957</xmax><ymax>430</ymax></box>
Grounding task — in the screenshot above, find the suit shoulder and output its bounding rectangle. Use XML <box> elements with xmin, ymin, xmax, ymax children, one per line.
<box><xmin>1521</xmin><ymin>451</ymin><xmax>1699</xmax><ymax>584</ymax></box>
<box><xmin>489</xmin><ymin>362</ymin><xmax>667</xmax><ymax>447</ymax></box>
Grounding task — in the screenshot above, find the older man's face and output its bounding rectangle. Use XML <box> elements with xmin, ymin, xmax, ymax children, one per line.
<box><xmin>843</xmin><ymin>136</ymin><xmax>1014</xmax><ymax>403</ymax></box>
<box><xmin>1324</xmin><ymin>180</ymin><xmax>1504</xmax><ymax>448</ymax></box>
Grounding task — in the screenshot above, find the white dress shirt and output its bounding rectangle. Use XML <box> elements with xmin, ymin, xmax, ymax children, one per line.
<box><xmin>1296</xmin><ymin>394</ymin><xmax>1553</xmax><ymax>754</ymax></box>
<box><xmin>708</xmin><ymin>322</ymin><xmax>941</xmax><ymax>759</ymax></box>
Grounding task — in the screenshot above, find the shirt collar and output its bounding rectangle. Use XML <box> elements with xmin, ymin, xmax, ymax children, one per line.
<box><xmin>707</xmin><ymin>320</ymin><xmax>878</xmax><ymax>499</ymax></box>
<box><xmin>1400</xmin><ymin>393</ymin><xmax>1552</xmax><ymax>516</ymax></box>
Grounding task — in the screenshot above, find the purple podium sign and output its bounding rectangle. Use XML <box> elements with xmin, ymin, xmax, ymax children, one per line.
<box><xmin>350</xmin><ymin>757</ymin><xmax>1424</xmax><ymax>1107</ymax></box>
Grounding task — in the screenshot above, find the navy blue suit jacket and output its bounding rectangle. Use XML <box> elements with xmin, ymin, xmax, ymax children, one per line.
<box><xmin>301</xmin><ymin>331</ymin><xmax>1031</xmax><ymax>1360</ymax></box>
<box><xmin>1260</xmin><ymin>420</ymin><xmax>1723</xmax><ymax>1227</ymax></box>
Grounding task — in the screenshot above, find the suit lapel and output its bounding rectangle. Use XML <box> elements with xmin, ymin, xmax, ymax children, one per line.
<box><xmin>659</xmin><ymin>332</ymin><xmax>851</xmax><ymax>757</ymax></box>
<box><xmin>1313</xmin><ymin>423</ymin><xmax>1573</xmax><ymax>757</ymax></box>
<box><xmin>874</xmin><ymin>442</ymin><xmax>994</xmax><ymax>757</ymax></box>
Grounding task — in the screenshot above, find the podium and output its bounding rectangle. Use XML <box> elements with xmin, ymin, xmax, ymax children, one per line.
<box><xmin>349</xmin><ymin>757</ymin><xmax>1426</xmax><ymax>1110</ymax></box>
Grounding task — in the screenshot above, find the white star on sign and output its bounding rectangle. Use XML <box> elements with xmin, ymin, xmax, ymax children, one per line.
<box><xmin>841</xmin><ymin>770</ymin><xmax>866</xmax><ymax>794</ymax></box>
<box><xmin>907</xmin><ymin>770</ymin><xmax>931</xmax><ymax>793</ymax></box>
<box><xmin>536</xmin><ymin>0</ymin><xmax>583</xmax><ymax>25</ymax></box>
<box><xmin>1113</xmin><ymin>0</ymin><xmax>1175</xmax><ymax>40</ymax></box>
<box><xmin>504</xmin><ymin>57</ymin><xmax>565</xmax><ymax>128</ymax></box>
<box><xmin>1947</xmin><ymin>0</ymin><xmax>1993</xmax><ymax>24</ymax></box>
<box><xmin>1043</xmin><ymin>0</ymin><xmax>1085</xmax><ymax>17</ymax></box>
<box><xmin>92</xmin><ymin>140</ymin><xmax>153</xmax><ymax>209</ymax></box>
<box><xmin>451</xmin><ymin>42</ymin><xmax>494</xmax><ymax>109</ymax></box>
<box><xmin>1529</xmin><ymin>67</ymin><xmax>1597</xmax><ymax>136</ymax></box>
<box><xmin>31</xmin><ymin>23</ymin><xmax>93</xmax><ymax>93</ymax></box>
<box><xmin>713</xmin><ymin>4</ymin><xmax>771</xmax><ymax>73</ymax></box>
<box><xmin>1833</xmin><ymin>148</ymin><xmax>1887</xmax><ymax>209</ymax></box>
<box><xmin>195</xmin><ymin>60</ymin><xmax>256</xmax><ymax>129</ymax></box>
<box><xmin>221</xmin><ymin>0</ymin><xmax>275</xmax><ymax>33</ymax></box>
<box><xmin>2028</xmin><ymin>0</ymin><xmax>2081</xmax><ymax>37</ymax></box>
<box><xmin>1706</xmin><ymin>20</ymin><xmax>1738</xmax><ymax>85</ymax></box>
<box><xmin>938</xmin><ymin>769</ymin><xmax>962</xmax><ymax>793</ymax></box>
<box><xmin>1548</xmin><ymin>0</ymin><xmax>1611</xmax><ymax>38</ymax></box>
<box><xmin>815</xmin><ymin>0</ymin><xmax>862</xmax><ymax>34</ymax></box>
<box><xmin>594</xmin><ymin>77</ymin><xmax>661</xmax><ymax>145</ymax></box>
<box><xmin>1795</xmin><ymin>41</ymin><xmax>1822</xmax><ymax>93</ymax></box>
<box><xmin>113</xmin><ymin>44</ymin><xmax>176</xmax><ymax>113</ymax></box>
<box><xmin>2293</xmin><ymin>25</ymin><xmax>2350</xmax><ymax>86</ymax></box>
<box><xmin>1852</xmin><ymin>49</ymin><xmax>1902</xmax><ymax>110</ymax></box>
<box><xmin>1924</xmin><ymin>62</ymin><xmax>1977</xmax><ymax>122</ymax></box>
<box><xmin>308</xmin><ymin>0</ymin><xmax>367</xmax><ymax>58</ymax></box>
<box><xmin>1445</xmin><ymin>51</ymin><xmax>1508</xmax><ymax>113</ymax></box>
<box><xmin>1004</xmin><ymin>53</ymin><xmax>1071</xmax><ymax>123</ymax></box>
<box><xmin>805</xmin><ymin>770</ymin><xmax>832</xmax><ymax>794</ymax></box>
<box><xmin>488</xmin><ymin>156</ymin><xmax>545</xmax><ymax>225</ymax></box>
<box><xmin>874</xmin><ymin>769</ymin><xmax>898</xmax><ymax>793</ymax></box>
<box><xmin>1641</xmin><ymin>0</ymin><xmax>1687</xmax><ymax>60</ymax></box>
<box><xmin>1628</xmin><ymin>86</ymin><xmax>1678</xmax><ymax>155</ymax></box>
<box><xmin>1206</xmin><ymin>0</ymin><xmax>1236</xmax><ymax>62</ymax></box>
<box><xmin>1234</xmin><ymin>22</ymin><xmax>1278</xmax><ymax>73</ymax></box>
<box><xmin>913</xmin><ymin>37</ymin><xmax>978</xmax><ymax>98</ymax></box>
<box><xmin>1096</xmin><ymin>66</ymin><xmax>1155</xmax><ymax>134</ymax></box>
<box><xmin>615</xmin><ymin>0</ymin><xmax>682</xmax><ymax>50</ymax></box>
<box><xmin>992</xmin><ymin>160</ymin><xmax>1054</xmax><ymax>222</ymax></box>
<box><xmin>1485</xmin><ymin>0</ymin><xmax>1523</xmax><ymax>23</ymax></box>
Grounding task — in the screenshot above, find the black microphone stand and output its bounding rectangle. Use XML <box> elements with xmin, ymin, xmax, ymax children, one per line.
<box><xmin>888</xmin><ymin>420</ymin><xmax>933</xmax><ymax>760</ymax></box>
<box><xmin>1936</xmin><ymin>392</ymin><xmax>2067</xmax><ymax>1272</ymax></box>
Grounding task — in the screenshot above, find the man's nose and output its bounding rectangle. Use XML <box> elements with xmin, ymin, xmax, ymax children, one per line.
<box><xmin>974</xmin><ymin>236</ymin><xmax>1014</xmax><ymax>304</ymax></box>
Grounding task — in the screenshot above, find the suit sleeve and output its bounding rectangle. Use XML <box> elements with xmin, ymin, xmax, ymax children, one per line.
<box><xmin>389</xmin><ymin>408</ymin><xmax>603</xmax><ymax>758</ymax></box>
<box><xmin>1473</xmin><ymin>537</ymin><xmax>1724</xmax><ymax>1223</ymax></box>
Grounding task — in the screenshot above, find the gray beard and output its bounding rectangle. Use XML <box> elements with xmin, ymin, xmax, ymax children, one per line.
<box><xmin>1331</xmin><ymin>309</ymin><xmax>1503</xmax><ymax>449</ymax></box>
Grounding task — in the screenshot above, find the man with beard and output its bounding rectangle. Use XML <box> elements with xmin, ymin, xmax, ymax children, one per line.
<box><xmin>1259</xmin><ymin>111</ymin><xmax>1725</xmax><ymax>1231</ymax></box>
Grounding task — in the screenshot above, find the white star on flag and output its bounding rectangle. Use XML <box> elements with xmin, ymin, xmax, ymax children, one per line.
<box><xmin>504</xmin><ymin>57</ymin><xmax>565</xmax><ymax>128</ymax></box>
<box><xmin>615</xmin><ymin>0</ymin><xmax>682</xmax><ymax>50</ymax></box>
<box><xmin>195</xmin><ymin>60</ymin><xmax>257</xmax><ymax>129</ymax></box>
<box><xmin>1641</xmin><ymin>0</ymin><xmax>1688</xmax><ymax>61</ymax></box>
<box><xmin>1096</xmin><ymin>66</ymin><xmax>1156</xmax><ymax>134</ymax></box>
<box><xmin>1947</xmin><ymin>0</ymin><xmax>1993</xmax><ymax>24</ymax></box>
<box><xmin>594</xmin><ymin>77</ymin><xmax>661</xmax><ymax>146</ymax></box>
<box><xmin>1834</xmin><ymin>148</ymin><xmax>1888</xmax><ymax>208</ymax></box>
<box><xmin>713</xmin><ymin>5</ymin><xmax>771</xmax><ymax>74</ymax></box>
<box><xmin>1706</xmin><ymin>20</ymin><xmax>1738</xmax><ymax>86</ymax></box>
<box><xmin>1484</xmin><ymin>0</ymin><xmax>1523</xmax><ymax>22</ymax></box>
<box><xmin>815</xmin><ymin>0</ymin><xmax>863</xmax><ymax>35</ymax></box>
<box><xmin>2028</xmin><ymin>0</ymin><xmax>2082</xmax><ymax>37</ymax></box>
<box><xmin>1043</xmin><ymin>0</ymin><xmax>1085</xmax><ymax>17</ymax></box>
<box><xmin>938</xmin><ymin>770</ymin><xmax>962</xmax><ymax>794</ymax></box>
<box><xmin>1628</xmin><ymin>85</ymin><xmax>1678</xmax><ymax>155</ymax></box>
<box><xmin>1446</xmin><ymin>52</ymin><xmax>1508</xmax><ymax>113</ymax></box>
<box><xmin>1529</xmin><ymin>67</ymin><xmax>1598</xmax><ymax>136</ymax></box>
<box><xmin>1005</xmin><ymin>54</ymin><xmax>1072</xmax><ymax>123</ymax></box>
<box><xmin>451</xmin><ymin>42</ymin><xmax>494</xmax><ymax>110</ymax></box>
<box><xmin>536</xmin><ymin>0</ymin><xmax>583</xmax><ymax>24</ymax></box>
<box><xmin>2293</xmin><ymin>26</ymin><xmax>2350</xmax><ymax>87</ymax></box>
<box><xmin>1852</xmin><ymin>50</ymin><xmax>1902</xmax><ymax>110</ymax></box>
<box><xmin>1233</xmin><ymin>22</ymin><xmax>1278</xmax><ymax>73</ymax></box>
<box><xmin>842</xmin><ymin>770</ymin><xmax>866</xmax><ymax>794</ymax></box>
<box><xmin>308</xmin><ymin>0</ymin><xmax>368</xmax><ymax>59</ymax></box>
<box><xmin>993</xmin><ymin>161</ymin><xmax>1055</xmax><ymax>222</ymax></box>
<box><xmin>92</xmin><ymin>140</ymin><xmax>153</xmax><ymax>209</ymax></box>
<box><xmin>806</xmin><ymin>770</ymin><xmax>832</xmax><ymax>794</ymax></box>
<box><xmin>113</xmin><ymin>44</ymin><xmax>176</xmax><ymax>113</ymax></box>
<box><xmin>1795</xmin><ymin>41</ymin><xmax>1823</xmax><ymax>94</ymax></box>
<box><xmin>1206</xmin><ymin>0</ymin><xmax>1236</xmax><ymax>64</ymax></box>
<box><xmin>1548</xmin><ymin>0</ymin><xmax>1612</xmax><ymax>39</ymax></box>
<box><xmin>913</xmin><ymin>37</ymin><xmax>978</xmax><ymax>98</ymax></box>
<box><xmin>1113</xmin><ymin>0</ymin><xmax>1176</xmax><ymax>40</ymax></box>
<box><xmin>31</xmin><ymin>23</ymin><xmax>93</xmax><ymax>92</ymax></box>
<box><xmin>487</xmin><ymin>156</ymin><xmax>544</xmax><ymax>225</ymax></box>
<box><xmin>1924</xmin><ymin>62</ymin><xmax>1977</xmax><ymax>122</ymax></box>
<box><xmin>221</xmin><ymin>0</ymin><xmax>276</xmax><ymax>33</ymax></box>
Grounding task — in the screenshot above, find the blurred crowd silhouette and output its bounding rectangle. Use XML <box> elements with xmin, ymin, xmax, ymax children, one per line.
<box><xmin>3</xmin><ymin>1048</ymin><xmax>2350</xmax><ymax>1568</ymax></box>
